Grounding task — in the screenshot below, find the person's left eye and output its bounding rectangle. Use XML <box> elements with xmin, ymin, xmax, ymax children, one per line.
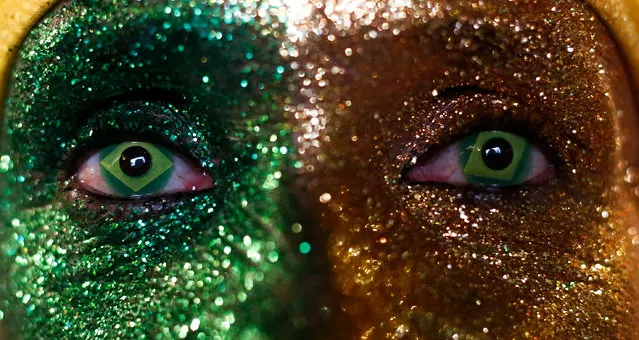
<box><xmin>404</xmin><ymin>130</ymin><xmax>555</xmax><ymax>187</ymax></box>
<box><xmin>75</xmin><ymin>141</ymin><xmax>213</xmax><ymax>197</ymax></box>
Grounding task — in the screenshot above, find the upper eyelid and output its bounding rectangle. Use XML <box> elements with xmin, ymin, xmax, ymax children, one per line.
<box><xmin>60</xmin><ymin>102</ymin><xmax>214</xmax><ymax>178</ymax></box>
<box><xmin>424</xmin><ymin>85</ymin><xmax>499</xmax><ymax>102</ymax></box>
<box><xmin>397</xmin><ymin>89</ymin><xmax>572</xmax><ymax>173</ymax></box>
<box><xmin>69</xmin><ymin>88</ymin><xmax>189</xmax><ymax>129</ymax></box>
<box><xmin>400</xmin><ymin>87</ymin><xmax>520</xmax><ymax>152</ymax></box>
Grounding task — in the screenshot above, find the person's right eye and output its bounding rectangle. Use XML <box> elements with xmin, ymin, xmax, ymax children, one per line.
<box><xmin>404</xmin><ymin>130</ymin><xmax>555</xmax><ymax>187</ymax></box>
<box><xmin>75</xmin><ymin>141</ymin><xmax>213</xmax><ymax>198</ymax></box>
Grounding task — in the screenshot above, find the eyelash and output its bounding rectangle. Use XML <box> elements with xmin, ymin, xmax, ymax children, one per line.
<box><xmin>59</xmin><ymin>100</ymin><xmax>224</xmax><ymax>203</ymax></box>
<box><xmin>397</xmin><ymin>91</ymin><xmax>570</xmax><ymax>190</ymax></box>
<box><xmin>404</xmin><ymin>130</ymin><xmax>555</xmax><ymax>188</ymax></box>
<box><xmin>65</xmin><ymin>131</ymin><xmax>202</xmax><ymax>176</ymax></box>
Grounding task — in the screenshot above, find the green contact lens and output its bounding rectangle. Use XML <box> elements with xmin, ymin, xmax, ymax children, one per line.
<box><xmin>100</xmin><ymin>142</ymin><xmax>174</xmax><ymax>196</ymax></box>
<box><xmin>459</xmin><ymin>131</ymin><xmax>532</xmax><ymax>186</ymax></box>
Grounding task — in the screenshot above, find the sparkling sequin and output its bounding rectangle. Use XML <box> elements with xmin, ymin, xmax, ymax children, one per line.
<box><xmin>0</xmin><ymin>0</ymin><xmax>322</xmax><ymax>338</ymax></box>
<box><xmin>1</xmin><ymin>0</ymin><xmax>639</xmax><ymax>338</ymax></box>
<box><xmin>287</xmin><ymin>0</ymin><xmax>639</xmax><ymax>338</ymax></box>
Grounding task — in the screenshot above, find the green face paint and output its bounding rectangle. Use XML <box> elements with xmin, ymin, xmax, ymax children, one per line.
<box><xmin>0</xmin><ymin>1</ymin><xmax>320</xmax><ymax>338</ymax></box>
<box><xmin>459</xmin><ymin>131</ymin><xmax>533</xmax><ymax>186</ymax></box>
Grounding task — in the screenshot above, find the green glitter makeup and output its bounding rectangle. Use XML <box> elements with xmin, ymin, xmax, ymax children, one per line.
<box><xmin>3</xmin><ymin>0</ymin><xmax>639</xmax><ymax>338</ymax></box>
<box><xmin>0</xmin><ymin>0</ymin><xmax>324</xmax><ymax>338</ymax></box>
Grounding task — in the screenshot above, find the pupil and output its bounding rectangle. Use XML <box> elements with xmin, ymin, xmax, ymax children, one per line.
<box><xmin>119</xmin><ymin>146</ymin><xmax>152</xmax><ymax>177</ymax></box>
<box><xmin>481</xmin><ymin>138</ymin><xmax>514</xmax><ymax>171</ymax></box>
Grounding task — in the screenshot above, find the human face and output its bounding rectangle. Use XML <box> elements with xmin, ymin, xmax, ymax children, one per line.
<box><xmin>290</xmin><ymin>0</ymin><xmax>639</xmax><ymax>338</ymax></box>
<box><xmin>0</xmin><ymin>0</ymin><xmax>324</xmax><ymax>338</ymax></box>
<box><xmin>3</xmin><ymin>0</ymin><xmax>639</xmax><ymax>338</ymax></box>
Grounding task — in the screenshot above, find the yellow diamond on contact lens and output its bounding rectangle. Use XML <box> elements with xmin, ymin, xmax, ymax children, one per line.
<box><xmin>100</xmin><ymin>142</ymin><xmax>174</xmax><ymax>195</ymax></box>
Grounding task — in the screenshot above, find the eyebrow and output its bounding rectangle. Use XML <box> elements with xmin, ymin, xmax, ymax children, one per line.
<box><xmin>2</xmin><ymin>1</ymin><xmax>296</xmax><ymax>175</ymax></box>
<box><xmin>405</xmin><ymin>16</ymin><xmax>520</xmax><ymax>59</ymax></box>
<box><xmin>8</xmin><ymin>1</ymin><xmax>289</xmax><ymax>119</ymax></box>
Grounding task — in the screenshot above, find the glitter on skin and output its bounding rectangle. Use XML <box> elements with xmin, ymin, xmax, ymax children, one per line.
<box><xmin>287</xmin><ymin>0</ymin><xmax>639</xmax><ymax>338</ymax></box>
<box><xmin>0</xmin><ymin>0</ymin><xmax>324</xmax><ymax>338</ymax></box>
<box><xmin>3</xmin><ymin>0</ymin><xmax>639</xmax><ymax>338</ymax></box>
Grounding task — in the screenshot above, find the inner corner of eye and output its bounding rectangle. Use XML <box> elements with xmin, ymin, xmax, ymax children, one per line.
<box><xmin>404</xmin><ymin>130</ymin><xmax>553</xmax><ymax>188</ymax></box>
<box><xmin>74</xmin><ymin>141</ymin><xmax>214</xmax><ymax>198</ymax></box>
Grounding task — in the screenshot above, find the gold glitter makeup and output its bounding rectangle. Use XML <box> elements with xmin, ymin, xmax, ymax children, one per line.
<box><xmin>2</xmin><ymin>0</ymin><xmax>639</xmax><ymax>338</ymax></box>
<box><xmin>288</xmin><ymin>0</ymin><xmax>639</xmax><ymax>338</ymax></box>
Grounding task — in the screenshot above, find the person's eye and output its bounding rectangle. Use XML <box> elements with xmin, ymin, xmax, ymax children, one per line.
<box><xmin>75</xmin><ymin>141</ymin><xmax>213</xmax><ymax>198</ymax></box>
<box><xmin>404</xmin><ymin>130</ymin><xmax>554</xmax><ymax>187</ymax></box>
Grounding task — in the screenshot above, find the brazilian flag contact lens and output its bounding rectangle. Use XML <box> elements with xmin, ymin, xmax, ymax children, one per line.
<box><xmin>100</xmin><ymin>142</ymin><xmax>174</xmax><ymax>196</ymax></box>
<box><xmin>459</xmin><ymin>131</ymin><xmax>533</xmax><ymax>186</ymax></box>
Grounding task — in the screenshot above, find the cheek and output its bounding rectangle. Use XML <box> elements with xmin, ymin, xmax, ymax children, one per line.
<box><xmin>317</xmin><ymin>177</ymin><xmax>633</xmax><ymax>337</ymax></box>
<box><xmin>1</xmin><ymin>206</ymin><xmax>76</xmax><ymax>322</ymax></box>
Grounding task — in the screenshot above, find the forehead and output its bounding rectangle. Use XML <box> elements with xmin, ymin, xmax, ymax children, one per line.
<box><xmin>7</xmin><ymin>0</ymin><xmax>611</xmax><ymax>80</ymax></box>
<box><xmin>281</xmin><ymin>0</ymin><xmax>615</xmax><ymax>100</ymax></box>
<box><xmin>285</xmin><ymin>0</ymin><xmax>618</xmax><ymax>145</ymax></box>
<box><xmin>3</xmin><ymin>0</ymin><xmax>617</xmax><ymax>143</ymax></box>
<box><xmin>284</xmin><ymin>0</ymin><xmax>603</xmax><ymax>37</ymax></box>
<box><xmin>21</xmin><ymin>0</ymin><xmax>608</xmax><ymax>43</ymax></box>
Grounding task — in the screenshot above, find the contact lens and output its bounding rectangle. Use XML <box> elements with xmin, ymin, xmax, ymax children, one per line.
<box><xmin>119</xmin><ymin>145</ymin><xmax>152</xmax><ymax>177</ymax></box>
<box><xmin>460</xmin><ymin>131</ymin><xmax>531</xmax><ymax>186</ymax></box>
<box><xmin>480</xmin><ymin>138</ymin><xmax>513</xmax><ymax>170</ymax></box>
<box><xmin>100</xmin><ymin>142</ymin><xmax>174</xmax><ymax>195</ymax></box>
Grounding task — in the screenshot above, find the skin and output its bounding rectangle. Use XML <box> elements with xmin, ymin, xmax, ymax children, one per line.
<box><xmin>1</xmin><ymin>0</ymin><xmax>638</xmax><ymax>339</ymax></box>
<box><xmin>0</xmin><ymin>0</ymin><xmax>326</xmax><ymax>338</ymax></box>
<box><xmin>289</xmin><ymin>0</ymin><xmax>639</xmax><ymax>338</ymax></box>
